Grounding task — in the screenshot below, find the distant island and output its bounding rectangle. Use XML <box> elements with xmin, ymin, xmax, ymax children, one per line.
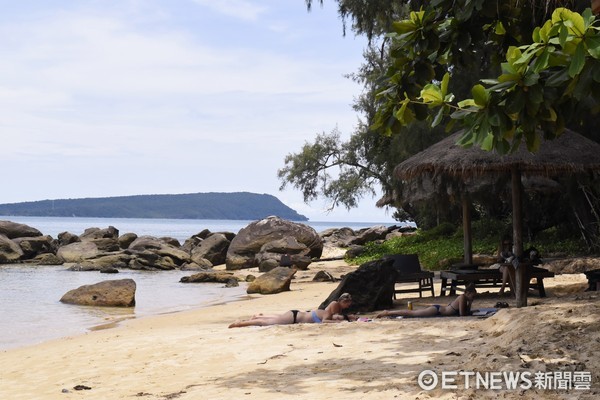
<box><xmin>0</xmin><ymin>192</ymin><xmax>308</xmax><ymax>221</ymax></box>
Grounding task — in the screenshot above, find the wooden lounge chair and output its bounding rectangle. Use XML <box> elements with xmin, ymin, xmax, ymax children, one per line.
<box><xmin>385</xmin><ymin>254</ymin><xmax>435</xmax><ymax>298</ymax></box>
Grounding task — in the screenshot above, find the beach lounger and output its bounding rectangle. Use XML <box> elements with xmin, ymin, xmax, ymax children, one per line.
<box><xmin>385</xmin><ymin>254</ymin><xmax>435</xmax><ymax>299</ymax></box>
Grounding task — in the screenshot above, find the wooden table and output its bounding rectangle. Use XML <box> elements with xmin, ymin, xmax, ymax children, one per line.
<box><xmin>439</xmin><ymin>266</ymin><xmax>554</xmax><ymax>297</ymax></box>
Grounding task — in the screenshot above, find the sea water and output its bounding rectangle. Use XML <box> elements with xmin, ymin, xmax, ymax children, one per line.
<box><xmin>0</xmin><ymin>216</ymin><xmax>399</xmax><ymax>350</ymax></box>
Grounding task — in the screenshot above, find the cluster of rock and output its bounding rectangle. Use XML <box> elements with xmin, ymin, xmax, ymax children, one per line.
<box><xmin>1</xmin><ymin>217</ymin><xmax>415</xmax><ymax>306</ymax></box>
<box><xmin>0</xmin><ymin>218</ymin><xmax>413</xmax><ymax>271</ymax></box>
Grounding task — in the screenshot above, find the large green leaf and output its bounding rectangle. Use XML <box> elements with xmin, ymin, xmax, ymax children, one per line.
<box><xmin>472</xmin><ymin>84</ymin><xmax>489</xmax><ymax>107</ymax></box>
<box><xmin>586</xmin><ymin>35</ymin><xmax>600</xmax><ymax>59</ymax></box>
<box><xmin>568</xmin><ymin>42</ymin><xmax>586</xmax><ymax>77</ymax></box>
<box><xmin>420</xmin><ymin>84</ymin><xmax>444</xmax><ymax>105</ymax></box>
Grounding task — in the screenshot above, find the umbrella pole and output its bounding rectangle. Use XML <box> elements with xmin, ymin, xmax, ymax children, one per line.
<box><xmin>462</xmin><ymin>194</ymin><xmax>473</xmax><ymax>265</ymax></box>
<box><xmin>512</xmin><ymin>166</ymin><xmax>527</xmax><ymax>307</ymax></box>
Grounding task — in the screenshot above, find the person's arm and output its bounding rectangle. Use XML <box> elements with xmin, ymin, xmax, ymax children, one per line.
<box><xmin>322</xmin><ymin>314</ymin><xmax>345</xmax><ymax>323</ymax></box>
<box><xmin>458</xmin><ymin>295</ymin><xmax>471</xmax><ymax>316</ymax></box>
<box><xmin>321</xmin><ymin>301</ymin><xmax>341</xmax><ymax>321</ymax></box>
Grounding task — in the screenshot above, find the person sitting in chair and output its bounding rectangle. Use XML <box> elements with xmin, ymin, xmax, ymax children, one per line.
<box><xmin>375</xmin><ymin>283</ymin><xmax>477</xmax><ymax>318</ymax></box>
<box><xmin>497</xmin><ymin>235</ymin><xmax>516</xmax><ymax>295</ymax></box>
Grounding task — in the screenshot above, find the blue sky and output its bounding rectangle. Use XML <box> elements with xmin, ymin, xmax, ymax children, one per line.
<box><xmin>0</xmin><ymin>0</ymin><xmax>395</xmax><ymax>222</ymax></box>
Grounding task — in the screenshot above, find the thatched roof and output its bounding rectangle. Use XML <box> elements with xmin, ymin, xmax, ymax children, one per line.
<box><xmin>394</xmin><ymin>129</ymin><xmax>600</xmax><ymax>181</ymax></box>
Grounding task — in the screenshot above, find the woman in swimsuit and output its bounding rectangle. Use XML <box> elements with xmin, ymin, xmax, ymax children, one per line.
<box><xmin>375</xmin><ymin>283</ymin><xmax>477</xmax><ymax>318</ymax></box>
<box><xmin>228</xmin><ymin>293</ymin><xmax>354</xmax><ymax>328</ymax></box>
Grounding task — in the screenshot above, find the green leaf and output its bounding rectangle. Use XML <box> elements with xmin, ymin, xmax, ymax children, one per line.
<box><xmin>532</xmin><ymin>49</ymin><xmax>550</xmax><ymax>73</ymax></box>
<box><xmin>392</xmin><ymin>20</ymin><xmax>417</xmax><ymax>34</ymax></box>
<box><xmin>527</xmin><ymin>84</ymin><xmax>544</xmax><ymax>104</ymax></box>
<box><xmin>506</xmin><ymin>46</ymin><xmax>522</xmax><ymax>64</ymax></box>
<box><xmin>523</xmin><ymin>72</ymin><xmax>540</xmax><ymax>86</ymax></box>
<box><xmin>545</xmin><ymin>69</ymin><xmax>570</xmax><ymax>87</ymax></box>
<box><xmin>394</xmin><ymin>99</ymin><xmax>415</xmax><ymax>124</ymax></box>
<box><xmin>431</xmin><ymin>106</ymin><xmax>445</xmax><ymax>127</ymax></box>
<box><xmin>532</xmin><ymin>26</ymin><xmax>541</xmax><ymax>43</ymax></box>
<box><xmin>585</xmin><ymin>35</ymin><xmax>600</xmax><ymax>59</ymax></box>
<box><xmin>440</xmin><ymin>73</ymin><xmax>450</xmax><ymax>98</ymax></box>
<box><xmin>568</xmin><ymin>42</ymin><xmax>586</xmax><ymax>77</ymax></box>
<box><xmin>457</xmin><ymin>99</ymin><xmax>477</xmax><ymax>108</ymax></box>
<box><xmin>495</xmin><ymin>21</ymin><xmax>506</xmax><ymax>35</ymax></box>
<box><xmin>505</xmin><ymin>91</ymin><xmax>525</xmax><ymax>114</ymax></box>
<box><xmin>481</xmin><ymin>133</ymin><xmax>494</xmax><ymax>151</ymax></box>
<box><xmin>419</xmin><ymin>84</ymin><xmax>444</xmax><ymax>105</ymax></box>
<box><xmin>472</xmin><ymin>84</ymin><xmax>489</xmax><ymax>107</ymax></box>
<box><xmin>559</xmin><ymin>25</ymin><xmax>569</xmax><ymax>48</ymax></box>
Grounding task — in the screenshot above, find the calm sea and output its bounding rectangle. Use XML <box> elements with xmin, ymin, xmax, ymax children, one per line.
<box><xmin>0</xmin><ymin>216</ymin><xmax>399</xmax><ymax>350</ymax></box>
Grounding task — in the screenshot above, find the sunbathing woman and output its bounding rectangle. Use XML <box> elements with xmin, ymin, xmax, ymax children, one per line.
<box><xmin>375</xmin><ymin>283</ymin><xmax>477</xmax><ymax>318</ymax></box>
<box><xmin>228</xmin><ymin>293</ymin><xmax>354</xmax><ymax>328</ymax></box>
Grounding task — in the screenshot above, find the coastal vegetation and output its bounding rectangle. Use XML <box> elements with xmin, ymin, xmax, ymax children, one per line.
<box><xmin>351</xmin><ymin>220</ymin><xmax>591</xmax><ymax>270</ymax></box>
<box><xmin>282</xmin><ymin>1</ymin><xmax>600</xmax><ymax>250</ymax></box>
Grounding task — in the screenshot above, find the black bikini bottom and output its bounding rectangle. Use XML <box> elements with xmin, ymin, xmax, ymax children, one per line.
<box><xmin>291</xmin><ymin>310</ymin><xmax>299</xmax><ymax>323</ymax></box>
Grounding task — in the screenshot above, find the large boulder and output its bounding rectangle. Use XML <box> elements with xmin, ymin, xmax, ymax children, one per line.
<box><xmin>80</xmin><ymin>226</ymin><xmax>119</xmax><ymax>240</ymax></box>
<box><xmin>31</xmin><ymin>253</ymin><xmax>64</xmax><ymax>265</ymax></box>
<box><xmin>0</xmin><ymin>220</ymin><xmax>43</xmax><ymax>239</ymax></box>
<box><xmin>180</xmin><ymin>271</ymin><xmax>238</xmax><ymax>284</ymax></box>
<box><xmin>60</xmin><ymin>279</ymin><xmax>136</xmax><ymax>307</ymax></box>
<box><xmin>0</xmin><ymin>234</ymin><xmax>24</xmax><ymax>263</ymax></box>
<box><xmin>226</xmin><ymin>216</ymin><xmax>322</xmax><ymax>270</ymax></box>
<box><xmin>350</xmin><ymin>225</ymin><xmax>390</xmax><ymax>245</ymax></box>
<box><xmin>191</xmin><ymin>233</ymin><xmax>230</xmax><ymax>266</ymax></box>
<box><xmin>128</xmin><ymin>236</ymin><xmax>191</xmax><ymax>266</ymax></box>
<box><xmin>118</xmin><ymin>232</ymin><xmax>138</xmax><ymax>249</ymax></box>
<box><xmin>319</xmin><ymin>258</ymin><xmax>397</xmax><ymax>313</ymax></box>
<box><xmin>57</xmin><ymin>231</ymin><xmax>81</xmax><ymax>247</ymax></box>
<box><xmin>13</xmin><ymin>235</ymin><xmax>55</xmax><ymax>259</ymax></box>
<box><xmin>320</xmin><ymin>227</ymin><xmax>357</xmax><ymax>248</ymax></box>
<box><xmin>68</xmin><ymin>253</ymin><xmax>133</xmax><ymax>271</ymax></box>
<box><xmin>57</xmin><ymin>241</ymin><xmax>100</xmax><ymax>262</ymax></box>
<box><xmin>246</xmin><ymin>266</ymin><xmax>297</xmax><ymax>295</ymax></box>
<box><xmin>255</xmin><ymin>237</ymin><xmax>313</xmax><ymax>272</ymax></box>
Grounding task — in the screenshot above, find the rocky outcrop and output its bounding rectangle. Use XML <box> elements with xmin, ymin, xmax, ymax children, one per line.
<box><xmin>0</xmin><ymin>234</ymin><xmax>24</xmax><ymax>263</ymax></box>
<box><xmin>57</xmin><ymin>241</ymin><xmax>101</xmax><ymax>262</ymax></box>
<box><xmin>0</xmin><ymin>220</ymin><xmax>43</xmax><ymax>239</ymax></box>
<box><xmin>0</xmin><ymin>219</ymin><xmax>419</xmax><ymax>276</ymax></box>
<box><xmin>246</xmin><ymin>266</ymin><xmax>296</xmax><ymax>294</ymax></box>
<box><xmin>180</xmin><ymin>271</ymin><xmax>238</xmax><ymax>284</ymax></box>
<box><xmin>319</xmin><ymin>258</ymin><xmax>398</xmax><ymax>313</ymax></box>
<box><xmin>13</xmin><ymin>236</ymin><xmax>56</xmax><ymax>259</ymax></box>
<box><xmin>320</xmin><ymin>225</ymin><xmax>417</xmax><ymax>253</ymax></box>
<box><xmin>544</xmin><ymin>257</ymin><xmax>600</xmax><ymax>274</ymax></box>
<box><xmin>255</xmin><ymin>237</ymin><xmax>313</xmax><ymax>272</ymax></box>
<box><xmin>226</xmin><ymin>216</ymin><xmax>322</xmax><ymax>270</ymax></box>
<box><xmin>190</xmin><ymin>233</ymin><xmax>230</xmax><ymax>266</ymax></box>
<box><xmin>60</xmin><ymin>279</ymin><xmax>136</xmax><ymax>307</ymax></box>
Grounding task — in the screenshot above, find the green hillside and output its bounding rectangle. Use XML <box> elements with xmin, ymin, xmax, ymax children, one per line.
<box><xmin>0</xmin><ymin>192</ymin><xmax>308</xmax><ymax>221</ymax></box>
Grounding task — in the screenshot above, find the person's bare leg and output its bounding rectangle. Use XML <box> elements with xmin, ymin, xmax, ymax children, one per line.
<box><xmin>376</xmin><ymin>306</ymin><xmax>438</xmax><ymax>318</ymax></box>
<box><xmin>499</xmin><ymin>266</ymin><xmax>508</xmax><ymax>294</ymax></box>
<box><xmin>229</xmin><ymin>311</ymin><xmax>294</xmax><ymax>328</ymax></box>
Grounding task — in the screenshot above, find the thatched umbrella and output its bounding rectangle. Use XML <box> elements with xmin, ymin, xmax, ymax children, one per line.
<box><xmin>391</xmin><ymin>129</ymin><xmax>600</xmax><ymax>307</ymax></box>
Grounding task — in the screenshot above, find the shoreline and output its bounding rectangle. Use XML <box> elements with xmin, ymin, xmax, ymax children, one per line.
<box><xmin>1</xmin><ymin>259</ymin><xmax>599</xmax><ymax>399</ymax></box>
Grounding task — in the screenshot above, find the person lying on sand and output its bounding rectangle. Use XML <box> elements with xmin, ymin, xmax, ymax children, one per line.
<box><xmin>229</xmin><ymin>293</ymin><xmax>355</xmax><ymax>328</ymax></box>
<box><xmin>375</xmin><ymin>283</ymin><xmax>477</xmax><ymax>318</ymax></box>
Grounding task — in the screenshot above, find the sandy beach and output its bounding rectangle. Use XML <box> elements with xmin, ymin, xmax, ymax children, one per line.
<box><xmin>1</xmin><ymin>256</ymin><xmax>598</xmax><ymax>400</ymax></box>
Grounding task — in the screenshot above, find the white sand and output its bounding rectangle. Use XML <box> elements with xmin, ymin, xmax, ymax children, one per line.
<box><xmin>0</xmin><ymin>259</ymin><xmax>598</xmax><ymax>399</ymax></box>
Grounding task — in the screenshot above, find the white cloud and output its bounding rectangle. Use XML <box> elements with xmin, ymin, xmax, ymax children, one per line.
<box><xmin>0</xmin><ymin>1</ymin><xmax>392</xmax><ymax>222</ymax></box>
<box><xmin>191</xmin><ymin>0</ymin><xmax>267</xmax><ymax>22</ymax></box>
